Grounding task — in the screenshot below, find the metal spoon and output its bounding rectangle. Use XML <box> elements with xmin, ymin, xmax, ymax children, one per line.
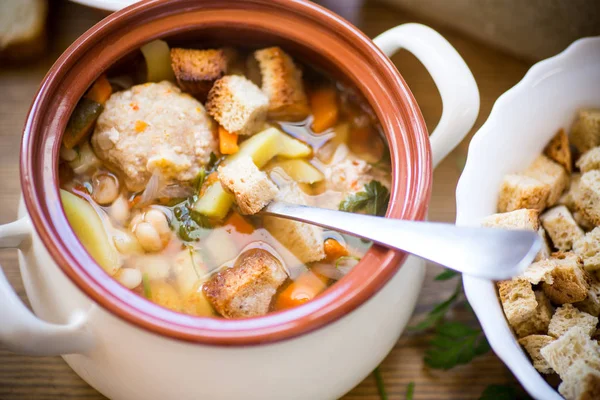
<box><xmin>262</xmin><ymin>202</ymin><xmax>541</xmax><ymax>281</ymax></box>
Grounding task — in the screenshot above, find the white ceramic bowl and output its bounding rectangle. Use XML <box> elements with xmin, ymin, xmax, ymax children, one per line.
<box><xmin>457</xmin><ymin>37</ymin><xmax>600</xmax><ymax>400</ymax></box>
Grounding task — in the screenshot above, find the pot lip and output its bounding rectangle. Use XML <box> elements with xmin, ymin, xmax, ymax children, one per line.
<box><xmin>20</xmin><ymin>0</ymin><xmax>432</xmax><ymax>346</ymax></box>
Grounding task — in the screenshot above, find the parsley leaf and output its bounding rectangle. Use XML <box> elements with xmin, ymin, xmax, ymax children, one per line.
<box><xmin>424</xmin><ymin>321</ymin><xmax>490</xmax><ymax>370</ymax></box>
<box><xmin>373</xmin><ymin>367</ymin><xmax>388</xmax><ymax>400</ymax></box>
<box><xmin>339</xmin><ymin>181</ymin><xmax>390</xmax><ymax>216</ymax></box>
<box><xmin>479</xmin><ymin>384</ymin><xmax>532</xmax><ymax>400</ymax></box>
<box><xmin>405</xmin><ymin>382</ymin><xmax>415</xmax><ymax>400</ymax></box>
<box><xmin>409</xmin><ymin>280</ymin><xmax>462</xmax><ymax>331</ymax></box>
<box><xmin>435</xmin><ymin>269</ymin><xmax>460</xmax><ymax>281</ymax></box>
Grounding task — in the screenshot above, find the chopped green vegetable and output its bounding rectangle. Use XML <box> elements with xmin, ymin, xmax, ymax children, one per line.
<box><xmin>373</xmin><ymin>367</ymin><xmax>388</xmax><ymax>400</ymax></box>
<box><xmin>479</xmin><ymin>384</ymin><xmax>532</xmax><ymax>400</ymax></box>
<box><xmin>424</xmin><ymin>321</ymin><xmax>490</xmax><ymax>370</ymax></box>
<box><xmin>63</xmin><ymin>98</ymin><xmax>104</xmax><ymax>149</ymax></box>
<box><xmin>206</xmin><ymin>152</ymin><xmax>226</xmax><ymax>174</ymax></box>
<box><xmin>434</xmin><ymin>269</ymin><xmax>460</xmax><ymax>281</ymax></box>
<box><xmin>405</xmin><ymin>382</ymin><xmax>415</xmax><ymax>400</ymax></box>
<box><xmin>171</xmin><ymin>198</ymin><xmax>213</xmax><ymax>242</ymax></box>
<box><xmin>142</xmin><ymin>273</ymin><xmax>152</xmax><ymax>299</ymax></box>
<box><xmin>339</xmin><ymin>181</ymin><xmax>390</xmax><ymax>216</ymax></box>
<box><xmin>409</xmin><ymin>280</ymin><xmax>461</xmax><ymax>331</ymax></box>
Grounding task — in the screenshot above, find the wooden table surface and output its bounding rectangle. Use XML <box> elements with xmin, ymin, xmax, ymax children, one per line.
<box><xmin>0</xmin><ymin>1</ymin><xmax>534</xmax><ymax>399</ymax></box>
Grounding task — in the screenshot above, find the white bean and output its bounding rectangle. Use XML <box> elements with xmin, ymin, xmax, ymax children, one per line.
<box><xmin>145</xmin><ymin>209</ymin><xmax>171</xmax><ymax>238</ymax></box>
<box><xmin>116</xmin><ymin>268</ymin><xmax>142</xmax><ymax>289</ymax></box>
<box><xmin>134</xmin><ymin>222</ymin><xmax>163</xmax><ymax>252</ymax></box>
<box><xmin>60</xmin><ymin>146</ymin><xmax>78</xmax><ymax>162</ymax></box>
<box><xmin>113</xmin><ymin>229</ymin><xmax>143</xmax><ymax>254</ymax></box>
<box><xmin>92</xmin><ymin>174</ymin><xmax>119</xmax><ymax>205</ymax></box>
<box><xmin>110</xmin><ymin>196</ymin><xmax>130</xmax><ymax>225</ymax></box>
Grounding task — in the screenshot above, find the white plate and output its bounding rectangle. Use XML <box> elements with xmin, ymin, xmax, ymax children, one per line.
<box><xmin>69</xmin><ymin>0</ymin><xmax>138</xmax><ymax>12</ymax></box>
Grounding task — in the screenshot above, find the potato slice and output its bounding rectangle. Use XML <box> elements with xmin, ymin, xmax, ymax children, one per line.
<box><xmin>277</xmin><ymin>133</ymin><xmax>312</xmax><ymax>158</ymax></box>
<box><xmin>269</xmin><ymin>159</ymin><xmax>324</xmax><ymax>184</ymax></box>
<box><xmin>140</xmin><ymin>39</ymin><xmax>175</xmax><ymax>82</ymax></box>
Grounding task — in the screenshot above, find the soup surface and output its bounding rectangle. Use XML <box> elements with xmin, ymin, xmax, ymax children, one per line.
<box><xmin>59</xmin><ymin>41</ymin><xmax>391</xmax><ymax>318</ymax></box>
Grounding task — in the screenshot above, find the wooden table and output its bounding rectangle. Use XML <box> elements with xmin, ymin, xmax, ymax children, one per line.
<box><xmin>0</xmin><ymin>1</ymin><xmax>533</xmax><ymax>399</ymax></box>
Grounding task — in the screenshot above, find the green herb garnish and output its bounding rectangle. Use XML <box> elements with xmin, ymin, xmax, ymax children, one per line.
<box><xmin>405</xmin><ymin>382</ymin><xmax>415</xmax><ymax>400</ymax></box>
<box><xmin>479</xmin><ymin>384</ymin><xmax>532</xmax><ymax>400</ymax></box>
<box><xmin>434</xmin><ymin>269</ymin><xmax>460</xmax><ymax>281</ymax></box>
<box><xmin>373</xmin><ymin>366</ymin><xmax>388</xmax><ymax>400</ymax></box>
<box><xmin>206</xmin><ymin>152</ymin><xmax>226</xmax><ymax>174</ymax></box>
<box><xmin>171</xmin><ymin>198</ymin><xmax>213</xmax><ymax>242</ymax></box>
<box><xmin>339</xmin><ymin>181</ymin><xmax>390</xmax><ymax>216</ymax></box>
<box><xmin>142</xmin><ymin>273</ymin><xmax>151</xmax><ymax>299</ymax></box>
<box><xmin>409</xmin><ymin>280</ymin><xmax>461</xmax><ymax>331</ymax></box>
<box><xmin>424</xmin><ymin>321</ymin><xmax>490</xmax><ymax>370</ymax></box>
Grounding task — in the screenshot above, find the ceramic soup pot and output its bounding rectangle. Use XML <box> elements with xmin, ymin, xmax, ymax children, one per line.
<box><xmin>0</xmin><ymin>1</ymin><xmax>479</xmax><ymax>399</ymax></box>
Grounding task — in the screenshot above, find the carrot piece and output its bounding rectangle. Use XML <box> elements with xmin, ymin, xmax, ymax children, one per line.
<box><xmin>310</xmin><ymin>87</ymin><xmax>339</xmax><ymax>133</ymax></box>
<box><xmin>324</xmin><ymin>238</ymin><xmax>348</xmax><ymax>262</ymax></box>
<box><xmin>218</xmin><ymin>126</ymin><xmax>239</xmax><ymax>155</ymax></box>
<box><xmin>274</xmin><ymin>270</ymin><xmax>328</xmax><ymax>311</ymax></box>
<box><xmin>225</xmin><ymin>212</ymin><xmax>254</xmax><ymax>234</ymax></box>
<box><xmin>84</xmin><ymin>74</ymin><xmax>113</xmax><ymax>105</ymax></box>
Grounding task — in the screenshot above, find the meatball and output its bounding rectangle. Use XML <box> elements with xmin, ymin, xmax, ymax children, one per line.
<box><xmin>91</xmin><ymin>81</ymin><xmax>217</xmax><ymax>191</ymax></box>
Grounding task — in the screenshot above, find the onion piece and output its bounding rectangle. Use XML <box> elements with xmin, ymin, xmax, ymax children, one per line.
<box><xmin>137</xmin><ymin>172</ymin><xmax>161</xmax><ymax>207</ymax></box>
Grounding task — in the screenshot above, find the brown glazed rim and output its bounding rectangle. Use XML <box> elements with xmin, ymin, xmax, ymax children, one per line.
<box><xmin>20</xmin><ymin>0</ymin><xmax>432</xmax><ymax>346</ymax></box>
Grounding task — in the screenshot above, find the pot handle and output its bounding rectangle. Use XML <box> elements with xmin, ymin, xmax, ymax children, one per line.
<box><xmin>373</xmin><ymin>23</ymin><xmax>480</xmax><ymax>168</ymax></box>
<box><xmin>0</xmin><ymin>217</ymin><xmax>93</xmax><ymax>356</ymax></box>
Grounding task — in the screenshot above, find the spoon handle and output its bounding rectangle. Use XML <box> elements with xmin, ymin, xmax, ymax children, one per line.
<box><xmin>263</xmin><ymin>202</ymin><xmax>541</xmax><ymax>281</ymax></box>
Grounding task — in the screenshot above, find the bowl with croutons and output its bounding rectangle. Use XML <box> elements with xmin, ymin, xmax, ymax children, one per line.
<box><xmin>457</xmin><ymin>36</ymin><xmax>600</xmax><ymax>400</ymax></box>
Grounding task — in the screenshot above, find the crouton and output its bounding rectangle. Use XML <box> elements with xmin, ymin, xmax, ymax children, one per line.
<box><xmin>571</xmin><ymin>109</ymin><xmax>600</xmax><ymax>154</ymax></box>
<box><xmin>170</xmin><ymin>48</ymin><xmax>230</xmax><ymax>100</ymax></box>
<box><xmin>203</xmin><ymin>248</ymin><xmax>288</xmax><ymax>318</ymax></box>
<box><xmin>544</xmin><ymin>129</ymin><xmax>572</xmax><ymax>173</ymax></box>
<box><xmin>518</xmin><ymin>335</ymin><xmax>556</xmax><ymax>374</ymax></box>
<box><xmin>543</xmin><ymin>252</ymin><xmax>590</xmax><ymax>304</ymax></box>
<box><xmin>558</xmin><ymin>360</ymin><xmax>600</xmax><ymax>400</ymax></box>
<box><xmin>541</xmin><ymin>206</ymin><xmax>584</xmax><ymax>251</ymax></box>
<box><xmin>540</xmin><ymin>326</ymin><xmax>600</xmax><ymax>377</ymax></box>
<box><xmin>524</xmin><ymin>155</ymin><xmax>569</xmax><ymax>207</ymax></box>
<box><xmin>575</xmin><ymin>277</ymin><xmax>600</xmax><ymax>317</ymax></box>
<box><xmin>514</xmin><ymin>291</ymin><xmax>554</xmax><ymax>337</ymax></box>
<box><xmin>481</xmin><ymin>209</ymin><xmax>540</xmax><ymax>230</ymax></box>
<box><xmin>218</xmin><ymin>155</ymin><xmax>278</xmax><ymax>215</ymax></box>
<box><xmin>522</xmin><ymin>259</ymin><xmax>555</xmax><ymax>285</ymax></box>
<box><xmin>264</xmin><ymin>183</ymin><xmax>325</xmax><ymax>264</ymax></box>
<box><xmin>497</xmin><ymin>278</ymin><xmax>538</xmax><ymax>328</ymax></box>
<box><xmin>206</xmin><ymin>75</ymin><xmax>268</xmax><ymax>136</ymax></box>
<box><xmin>559</xmin><ymin>173</ymin><xmax>581</xmax><ymax>211</ymax></box>
<box><xmin>537</xmin><ymin>227</ymin><xmax>552</xmax><ymax>261</ymax></box>
<box><xmin>548</xmin><ymin>304</ymin><xmax>598</xmax><ymax>338</ymax></box>
<box><xmin>574</xmin><ymin>170</ymin><xmax>600</xmax><ymax>226</ymax></box>
<box><xmin>577</xmin><ymin>146</ymin><xmax>600</xmax><ymax>173</ymax></box>
<box><xmin>497</xmin><ymin>174</ymin><xmax>550</xmax><ymax>212</ymax></box>
<box><xmin>253</xmin><ymin>47</ymin><xmax>310</xmax><ymax>121</ymax></box>
<box><xmin>574</xmin><ymin>227</ymin><xmax>600</xmax><ymax>272</ymax></box>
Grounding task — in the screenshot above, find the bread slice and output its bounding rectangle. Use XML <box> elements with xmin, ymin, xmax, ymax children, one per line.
<box><xmin>573</xmin><ymin>227</ymin><xmax>600</xmax><ymax>272</ymax></box>
<box><xmin>540</xmin><ymin>206</ymin><xmax>584</xmax><ymax>251</ymax></box>
<box><xmin>575</xmin><ymin>277</ymin><xmax>600</xmax><ymax>317</ymax></box>
<box><xmin>558</xmin><ymin>359</ymin><xmax>600</xmax><ymax>400</ymax></box>
<box><xmin>518</xmin><ymin>335</ymin><xmax>556</xmax><ymax>374</ymax></box>
<box><xmin>514</xmin><ymin>291</ymin><xmax>554</xmax><ymax>337</ymax></box>
<box><xmin>0</xmin><ymin>0</ymin><xmax>47</xmax><ymax>62</ymax></box>
<box><xmin>574</xmin><ymin>170</ymin><xmax>600</xmax><ymax>226</ymax></box>
<box><xmin>497</xmin><ymin>174</ymin><xmax>550</xmax><ymax>212</ymax></box>
<box><xmin>548</xmin><ymin>304</ymin><xmax>598</xmax><ymax>338</ymax></box>
<box><xmin>481</xmin><ymin>209</ymin><xmax>540</xmax><ymax>230</ymax></box>
<box><xmin>497</xmin><ymin>278</ymin><xmax>538</xmax><ymax>329</ymax></box>
<box><xmin>577</xmin><ymin>146</ymin><xmax>600</xmax><ymax>173</ymax></box>
<box><xmin>571</xmin><ymin>109</ymin><xmax>600</xmax><ymax>154</ymax></box>
<box><xmin>540</xmin><ymin>326</ymin><xmax>600</xmax><ymax>377</ymax></box>
<box><xmin>206</xmin><ymin>75</ymin><xmax>268</xmax><ymax>136</ymax></box>
<box><xmin>170</xmin><ymin>48</ymin><xmax>231</xmax><ymax>100</ymax></box>
<box><xmin>264</xmin><ymin>183</ymin><xmax>325</xmax><ymax>263</ymax></box>
<box><xmin>203</xmin><ymin>248</ymin><xmax>288</xmax><ymax>318</ymax></box>
<box><xmin>253</xmin><ymin>47</ymin><xmax>310</xmax><ymax>121</ymax></box>
<box><xmin>524</xmin><ymin>155</ymin><xmax>569</xmax><ymax>207</ymax></box>
<box><xmin>544</xmin><ymin>129</ymin><xmax>572</xmax><ymax>173</ymax></box>
<box><xmin>218</xmin><ymin>155</ymin><xmax>278</xmax><ymax>215</ymax></box>
<box><xmin>542</xmin><ymin>252</ymin><xmax>590</xmax><ymax>304</ymax></box>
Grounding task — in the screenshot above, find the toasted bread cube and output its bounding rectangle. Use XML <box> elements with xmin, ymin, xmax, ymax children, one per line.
<box><xmin>536</xmin><ymin>227</ymin><xmax>552</xmax><ymax>261</ymax></box>
<box><xmin>524</xmin><ymin>155</ymin><xmax>569</xmax><ymax>207</ymax></box>
<box><xmin>206</xmin><ymin>75</ymin><xmax>268</xmax><ymax>136</ymax></box>
<box><xmin>497</xmin><ymin>278</ymin><xmax>538</xmax><ymax>328</ymax></box>
<box><xmin>522</xmin><ymin>259</ymin><xmax>556</xmax><ymax>285</ymax></box>
<box><xmin>541</xmin><ymin>326</ymin><xmax>600</xmax><ymax>377</ymax></box>
<box><xmin>514</xmin><ymin>291</ymin><xmax>554</xmax><ymax>337</ymax></box>
<box><xmin>218</xmin><ymin>155</ymin><xmax>278</xmax><ymax>215</ymax></box>
<box><xmin>170</xmin><ymin>48</ymin><xmax>231</xmax><ymax>100</ymax></box>
<box><xmin>577</xmin><ymin>146</ymin><xmax>600</xmax><ymax>173</ymax></box>
<box><xmin>575</xmin><ymin>277</ymin><xmax>600</xmax><ymax>317</ymax></box>
<box><xmin>548</xmin><ymin>304</ymin><xmax>598</xmax><ymax>338</ymax></box>
<box><xmin>542</xmin><ymin>252</ymin><xmax>590</xmax><ymax>304</ymax></box>
<box><xmin>253</xmin><ymin>47</ymin><xmax>310</xmax><ymax>121</ymax></box>
<box><xmin>541</xmin><ymin>206</ymin><xmax>584</xmax><ymax>251</ymax></box>
<box><xmin>559</xmin><ymin>173</ymin><xmax>581</xmax><ymax>211</ymax></box>
<box><xmin>203</xmin><ymin>248</ymin><xmax>288</xmax><ymax>318</ymax></box>
<box><xmin>571</xmin><ymin>109</ymin><xmax>600</xmax><ymax>154</ymax></box>
<box><xmin>497</xmin><ymin>174</ymin><xmax>550</xmax><ymax>212</ymax></box>
<box><xmin>574</xmin><ymin>227</ymin><xmax>600</xmax><ymax>272</ymax></box>
<box><xmin>518</xmin><ymin>335</ymin><xmax>556</xmax><ymax>374</ymax></box>
<box><xmin>545</xmin><ymin>129</ymin><xmax>572</xmax><ymax>173</ymax></box>
<box><xmin>574</xmin><ymin>170</ymin><xmax>600</xmax><ymax>226</ymax></box>
<box><xmin>264</xmin><ymin>183</ymin><xmax>325</xmax><ymax>264</ymax></box>
<box><xmin>481</xmin><ymin>209</ymin><xmax>540</xmax><ymax>230</ymax></box>
<box><xmin>558</xmin><ymin>359</ymin><xmax>600</xmax><ymax>400</ymax></box>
